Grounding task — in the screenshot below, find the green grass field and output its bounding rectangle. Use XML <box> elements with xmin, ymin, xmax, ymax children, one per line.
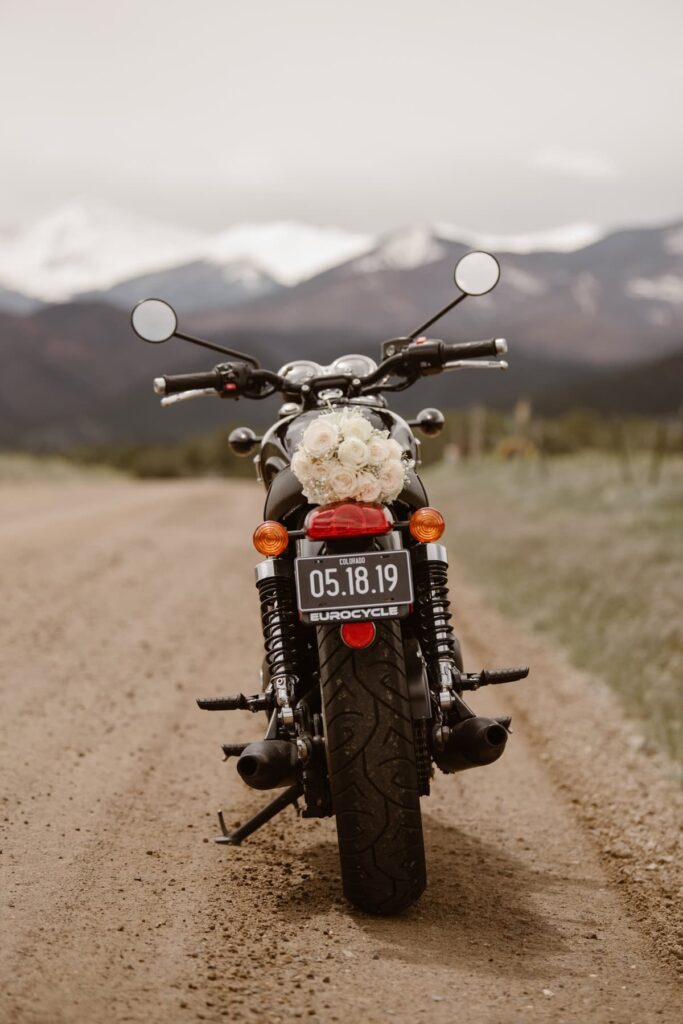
<box><xmin>426</xmin><ymin>453</ymin><xmax>683</xmax><ymax>766</ymax></box>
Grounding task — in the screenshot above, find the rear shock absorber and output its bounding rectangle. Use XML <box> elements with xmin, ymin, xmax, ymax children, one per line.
<box><xmin>255</xmin><ymin>559</ymin><xmax>301</xmax><ymax>727</ymax></box>
<box><xmin>410</xmin><ymin>543</ymin><xmax>463</xmax><ymax>711</ymax></box>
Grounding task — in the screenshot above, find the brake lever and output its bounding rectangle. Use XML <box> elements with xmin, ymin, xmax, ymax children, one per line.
<box><xmin>442</xmin><ymin>360</ymin><xmax>508</xmax><ymax>372</ymax></box>
<box><xmin>160</xmin><ymin>389</ymin><xmax>219</xmax><ymax>407</ymax></box>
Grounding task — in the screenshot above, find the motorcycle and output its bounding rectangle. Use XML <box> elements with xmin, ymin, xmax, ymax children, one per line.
<box><xmin>131</xmin><ymin>250</ymin><xmax>528</xmax><ymax>915</ymax></box>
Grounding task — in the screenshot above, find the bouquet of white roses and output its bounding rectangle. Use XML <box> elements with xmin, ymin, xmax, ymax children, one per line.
<box><xmin>290</xmin><ymin>408</ymin><xmax>412</xmax><ymax>506</ymax></box>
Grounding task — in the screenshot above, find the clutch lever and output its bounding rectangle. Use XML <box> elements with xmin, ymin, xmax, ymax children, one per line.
<box><xmin>160</xmin><ymin>388</ymin><xmax>219</xmax><ymax>407</ymax></box>
<box><xmin>443</xmin><ymin>359</ymin><xmax>508</xmax><ymax>372</ymax></box>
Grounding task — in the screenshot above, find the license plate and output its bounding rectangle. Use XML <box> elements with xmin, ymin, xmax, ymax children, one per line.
<box><xmin>295</xmin><ymin>550</ymin><xmax>413</xmax><ymax>621</ymax></box>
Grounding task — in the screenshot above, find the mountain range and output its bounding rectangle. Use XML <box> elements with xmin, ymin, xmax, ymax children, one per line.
<box><xmin>0</xmin><ymin>201</ymin><xmax>681</xmax><ymax>449</ymax></box>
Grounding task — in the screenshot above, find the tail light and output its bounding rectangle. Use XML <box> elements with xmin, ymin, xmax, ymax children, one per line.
<box><xmin>305</xmin><ymin>501</ymin><xmax>392</xmax><ymax>540</ymax></box>
<box><xmin>341</xmin><ymin>621</ymin><xmax>376</xmax><ymax>649</ymax></box>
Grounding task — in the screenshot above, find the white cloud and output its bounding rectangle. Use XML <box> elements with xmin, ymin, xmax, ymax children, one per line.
<box><xmin>530</xmin><ymin>148</ymin><xmax>619</xmax><ymax>181</ymax></box>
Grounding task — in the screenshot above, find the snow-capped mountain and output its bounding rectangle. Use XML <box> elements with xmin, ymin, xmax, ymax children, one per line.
<box><xmin>0</xmin><ymin>199</ymin><xmax>205</xmax><ymax>302</ymax></box>
<box><xmin>435</xmin><ymin>221</ymin><xmax>605</xmax><ymax>254</ymax></box>
<box><xmin>0</xmin><ymin>198</ymin><xmax>615</xmax><ymax>311</ymax></box>
<box><xmin>3</xmin><ymin>210</ymin><xmax>683</xmax><ymax>449</ymax></box>
<box><xmin>204</xmin><ymin>221</ymin><xmax>373</xmax><ymax>286</ymax></box>
<box><xmin>0</xmin><ymin>200</ymin><xmax>375</xmax><ymax>305</ymax></box>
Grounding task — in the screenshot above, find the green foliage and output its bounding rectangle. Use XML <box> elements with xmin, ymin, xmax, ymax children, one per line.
<box><xmin>61</xmin><ymin>408</ymin><xmax>683</xmax><ymax>479</ymax></box>
<box><xmin>416</xmin><ymin>408</ymin><xmax>683</xmax><ymax>464</ymax></box>
<box><xmin>69</xmin><ymin>429</ymin><xmax>257</xmax><ymax>480</ymax></box>
<box><xmin>428</xmin><ymin>454</ymin><xmax>683</xmax><ymax>768</ymax></box>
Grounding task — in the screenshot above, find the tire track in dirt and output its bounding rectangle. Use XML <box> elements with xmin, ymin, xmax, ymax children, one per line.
<box><xmin>1</xmin><ymin>479</ymin><xmax>680</xmax><ymax>1024</ymax></box>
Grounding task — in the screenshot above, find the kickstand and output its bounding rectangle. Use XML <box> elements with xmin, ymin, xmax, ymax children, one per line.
<box><xmin>215</xmin><ymin>782</ymin><xmax>304</xmax><ymax>846</ymax></box>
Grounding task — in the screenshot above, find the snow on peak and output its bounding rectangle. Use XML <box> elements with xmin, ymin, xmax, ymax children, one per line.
<box><xmin>664</xmin><ymin>225</ymin><xmax>683</xmax><ymax>255</ymax></box>
<box><xmin>0</xmin><ymin>205</ymin><xmax>374</xmax><ymax>298</ymax></box>
<box><xmin>0</xmin><ymin>198</ymin><xmax>204</xmax><ymax>301</ymax></box>
<box><xmin>204</xmin><ymin>221</ymin><xmax>373</xmax><ymax>286</ymax></box>
<box><xmin>435</xmin><ymin>221</ymin><xmax>604</xmax><ymax>254</ymax></box>
<box><xmin>626</xmin><ymin>275</ymin><xmax>683</xmax><ymax>304</ymax></box>
<box><xmin>355</xmin><ymin>226</ymin><xmax>447</xmax><ymax>273</ymax></box>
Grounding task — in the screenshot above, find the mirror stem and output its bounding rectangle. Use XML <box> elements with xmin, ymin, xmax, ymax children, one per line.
<box><xmin>173</xmin><ymin>331</ymin><xmax>259</xmax><ymax>367</ymax></box>
<box><xmin>407</xmin><ymin>292</ymin><xmax>467</xmax><ymax>340</ymax></box>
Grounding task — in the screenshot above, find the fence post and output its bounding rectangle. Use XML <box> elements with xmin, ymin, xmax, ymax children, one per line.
<box><xmin>612</xmin><ymin>417</ymin><xmax>633</xmax><ymax>484</ymax></box>
<box><xmin>648</xmin><ymin>422</ymin><xmax>668</xmax><ymax>485</ymax></box>
<box><xmin>468</xmin><ymin>405</ymin><xmax>486</xmax><ymax>462</ymax></box>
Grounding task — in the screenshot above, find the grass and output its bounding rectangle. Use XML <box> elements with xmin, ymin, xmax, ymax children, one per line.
<box><xmin>0</xmin><ymin>452</ymin><xmax>123</xmax><ymax>482</ymax></box>
<box><xmin>426</xmin><ymin>452</ymin><xmax>683</xmax><ymax>764</ymax></box>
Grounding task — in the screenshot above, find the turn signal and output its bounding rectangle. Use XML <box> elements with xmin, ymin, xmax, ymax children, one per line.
<box><xmin>253</xmin><ymin>521</ymin><xmax>289</xmax><ymax>557</ymax></box>
<box><xmin>340</xmin><ymin>622</ymin><xmax>376</xmax><ymax>649</ymax></box>
<box><xmin>409</xmin><ymin>507</ymin><xmax>445</xmax><ymax>543</ymax></box>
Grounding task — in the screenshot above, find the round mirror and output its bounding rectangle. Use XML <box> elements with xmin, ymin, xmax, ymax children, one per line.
<box><xmin>228</xmin><ymin>426</ymin><xmax>259</xmax><ymax>457</ymax></box>
<box><xmin>454</xmin><ymin>251</ymin><xmax>500</xmax><ymax>296</ymax></box>
<box><xmin>130</xmin><ymin>298</ymin><xmax>178</xmax><ymax>343</ymax></box>
<box><xmin>415</xmin><ymin>407</ymin><xmax>445</xmax><ymax>437</ymax></box>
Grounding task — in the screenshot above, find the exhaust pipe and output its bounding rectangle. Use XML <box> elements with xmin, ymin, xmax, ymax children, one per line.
<box><xmin>236</xmin><ymin>740</ymin><xmax>300</xmax><ymax>791</ymax></box>
<box><xmin>433</xmin><ymin>715</ymin><xmax>509</xmax><ymax>774</ymax></box>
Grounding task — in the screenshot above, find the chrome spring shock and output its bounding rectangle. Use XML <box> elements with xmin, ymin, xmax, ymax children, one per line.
<box><xmin>411</xmin><ymin>544</ymin><xmax>462</xmax><ymax>709</ymax></box>
<box><xmin>255</xmin><ymin>561</ymin><xmax>301</xmax><ymax>725</ymax></box>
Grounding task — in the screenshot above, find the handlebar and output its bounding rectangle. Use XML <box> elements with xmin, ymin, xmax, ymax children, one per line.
<box><xmin>154</xmin><ymin>336</ymin><xmax>508</xmax><ymax>406</ymax></box>
<box><xmin>442</xmin><ymin>338</ymin><xmax>507</xmax><ymax>360</ymax></box>
<box><xmin>154</xmin><ymin>369</ymin><xmax>222</xmax><ymax>395</ymax></box>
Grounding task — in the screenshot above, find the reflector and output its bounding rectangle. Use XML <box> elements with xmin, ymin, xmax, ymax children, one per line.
<box><xmin>306</xmin><ymin>501</ymin><xmax>391</xmax><ymax>540</ymax></box>
<box><xmin>409</xmin><ymin>507</ymin><xmax>445</xmax><ymax>543</ymax></box>
<box><xmin>340</xmin><ymin>621</ymin><xmax>377</xmax><ymax>649</ymax></box>
<box><xmin>253</xmin><ymin>521</ymin><xmax>289</xmax><ymax>556</ymax></box>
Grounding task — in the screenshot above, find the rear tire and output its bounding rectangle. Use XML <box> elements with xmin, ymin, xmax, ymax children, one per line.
<box><xmin>317</xmin><ymin>620</ymin><xmax>427</xmax><ymax>914</ymax></box>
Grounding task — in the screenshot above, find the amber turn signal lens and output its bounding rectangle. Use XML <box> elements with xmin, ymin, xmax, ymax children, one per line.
<box><xmin>253</xmin><ymin>521</ymin><xmax>289</xmax><ymax>556</ymax></box>
<box><xmin>409</xmin><ymin>507</ymin><xmax>445</xmax><ymax>543</ymax></box>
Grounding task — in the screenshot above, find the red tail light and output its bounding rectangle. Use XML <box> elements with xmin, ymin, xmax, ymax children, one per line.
<box><xmin>341</xmin><ymin>622</ymin><xmax>377</xmax><ymax>649</ymax></box>
<box><xmin>305</xmin><ymin>501</ymin><xmax>392</xmax><ymax>540</ymax></box>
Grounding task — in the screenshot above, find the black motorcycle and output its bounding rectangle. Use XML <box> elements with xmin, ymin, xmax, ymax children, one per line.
<box><xmin>131</xmin><ymin>250</ymin><xmax>528</xmax><ymax>915</ymax></box>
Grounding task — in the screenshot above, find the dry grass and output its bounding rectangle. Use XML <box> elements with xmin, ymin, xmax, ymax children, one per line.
<box><xmin>427</xmin><ymin>453</ymin><xmax>683</xmax><ymax>766</ymax></box>
<box><xmin>0</xmin><ymin>453</ymin><xmax>121</xmax><ymax>482</ymax></box>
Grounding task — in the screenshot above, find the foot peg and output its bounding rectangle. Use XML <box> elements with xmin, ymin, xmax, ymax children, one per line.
<box><xmin>215</xmin><ymin>782</ymin><xmax>304</xmax><ymax>846</ymax></box>
<box><xmin>197</xmin><ymin>693</ymin><xmax>272</xmax><ymax>713</ymax></box>
<box><xmin>459</xmin><ymin>666</ymin><xmax>529</xmax><ymax>690</ymax></box>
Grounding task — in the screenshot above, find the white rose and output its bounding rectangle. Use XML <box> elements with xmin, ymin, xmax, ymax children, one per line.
<box><xmin>385</xmin><ymin>438</ymin><xmax>404</xmax><ymax>461</ymax></box>
<box><xmin>342</xmin><ymin>413</ymin><xmax>373</xmax><ymax>442</ymax></box>
<box><xmin>291</xmin><ymin>449</ymin><xmax>315</xmax><ymax>484</ymax></box>
<box><xmin>337</xmin><ymin>437</ymin><xmax>369</xmax><ymax>469</ymax></box>
<box><xmin>366</xmin><ymin>436</ymin><xmax>392</xmax><ymax>466</ymax></box>
<box><xmin>378</xmin><ymin>458</ymin><xmax>406</xmax><ymax>499</ymax></box>
<box><xmin>302</xmin><ymin>417</ymin><xmax>340</xmax><ymax>458</ymax></box>
<box><xmin>355</xmin><ymin>472</ymin><xmax>382</xmax><ymax>503</ymax></box>
<box><xmin>328</xmin><ymin>465</ymin><xmax>357</xmax><ymax>499</ymax></box>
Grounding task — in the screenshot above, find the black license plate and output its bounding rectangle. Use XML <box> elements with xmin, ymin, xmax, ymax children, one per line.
<box><xmin>295</xmin><ymin>550</ymin><xmax>413</xmax><ymax>621</ymax></box>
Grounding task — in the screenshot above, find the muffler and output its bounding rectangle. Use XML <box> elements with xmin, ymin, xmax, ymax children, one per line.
<box><xmin>433</xmin><ymin>715</ymin><xmax>509</xmax><ymax>774</ymax></box>
<box><xmin>236</xmin><ymin>740</ymin><xmax>300</xmax><ymax>791</ymax></box>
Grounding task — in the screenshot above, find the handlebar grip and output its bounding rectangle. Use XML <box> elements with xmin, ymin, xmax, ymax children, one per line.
<box><xmin>156</xmin><ymin>370</ymin><xmax>222</xmax><ymax>395</ymax></box>
<box><xmin>442</xmin><ymin>338</ymin><xmax>507</xmax><ymax>361</ymax></box>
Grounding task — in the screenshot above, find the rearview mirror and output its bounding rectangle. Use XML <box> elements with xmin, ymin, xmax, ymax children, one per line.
<box><xmin>454</xmin><ymin>251</ymin><xmax>500</xmax><ymax>296</ymax></box>
<box><xmin>131</xmin><ymin>298</ymin><xmax>178</xmax><ymax>343</ymax></box>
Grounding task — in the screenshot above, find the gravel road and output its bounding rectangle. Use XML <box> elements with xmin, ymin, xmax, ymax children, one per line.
<box><xmin>1</xmin><ymin>478</ymin><xmax>680</xmax><ymax>1024</ymax></box>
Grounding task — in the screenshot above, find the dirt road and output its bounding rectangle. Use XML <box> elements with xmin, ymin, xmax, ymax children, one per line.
<box><xmin>1</xmin><ymin>478</ymin><xmax>680</xmax><ymax>1024</ymax></box>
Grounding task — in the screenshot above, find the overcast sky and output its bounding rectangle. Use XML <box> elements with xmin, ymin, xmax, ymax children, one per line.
<box><xmin>2</xmin><ymin>0</ymin><xmax>682</xmax><ymax>234</ymax></box>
